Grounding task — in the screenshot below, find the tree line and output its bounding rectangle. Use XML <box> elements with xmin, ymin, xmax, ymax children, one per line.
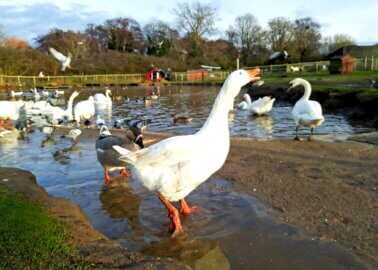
<box><xmin>0</xmin><ymin>1</ymin><xmax>356</xmax><ymax>76</ymax></box>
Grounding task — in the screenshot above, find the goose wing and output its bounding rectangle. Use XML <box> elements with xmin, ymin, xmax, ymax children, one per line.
<box><xmin>49</xmin><ymin>47</ymin><xmax>67</xmax><ymax>62</ymax></box>
<box><xmin>116</xmin><ymin>135</ymin><xmax>199</xmax><ymax>167</ymax></box>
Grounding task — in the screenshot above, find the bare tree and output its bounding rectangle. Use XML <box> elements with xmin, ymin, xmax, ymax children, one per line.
<box><xmin>171</xmin><ymin>1</ymin><xmax>217</xmax><ymax>39</ymax></box>
<box><xmin>268</xmin><ymin>17</ymin><xmax>294</xmax><ymax>52</ymax></box>
<box><xmin>323</xmin><ymin>34</ymin><xmax>356</xmax><ymax>53</ymax></box>
<box><xmin>227</xmin><ymin>13</ymin><xmax>264</xmax><ymax>65</ymax></box>
<box><xmin>292</xmin><ymin>17</ymin><xmax>322</xmax><ymax>61</ymax></box>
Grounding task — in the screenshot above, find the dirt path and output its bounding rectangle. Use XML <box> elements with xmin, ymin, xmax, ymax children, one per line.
<box><xmin>215</xmin><ymin>138</ymin><xmax>378</xmax><ymax>267</ymax></box>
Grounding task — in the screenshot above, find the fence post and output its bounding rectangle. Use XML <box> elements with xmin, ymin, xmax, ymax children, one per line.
<box><xmin>371</xmin><ymin>56</ymin><xmax>374</xmax><ymax>71</ymax></box>
<box><xmin>0</xmin><ymin>75</ymin><xmax>3</xmax><ymax>86</ymax></box>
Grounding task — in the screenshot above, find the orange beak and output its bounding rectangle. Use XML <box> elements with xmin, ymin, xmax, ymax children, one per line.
<box><xmin>245</xmin><ymin>68</ymin><xmax>261</xmax><ymax>83</ymax></box>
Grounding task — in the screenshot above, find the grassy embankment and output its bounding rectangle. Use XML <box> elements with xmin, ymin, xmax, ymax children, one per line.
<box><xmin>0</xmin><ymin>185</ymin><xmax>88</xmax><ymax>270</ymax></box>
<box><xmin>262</xmin><ymin>70</ymin><xmax>378</xmax><ymax>100</ymax></box>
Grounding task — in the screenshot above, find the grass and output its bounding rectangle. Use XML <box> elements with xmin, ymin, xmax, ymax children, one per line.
<box><xmin>0</xmin><ymin>185</ymin><xmax>89</xmax><ymax>270</ymax></box>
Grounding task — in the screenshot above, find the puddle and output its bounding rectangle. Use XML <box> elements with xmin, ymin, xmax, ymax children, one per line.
<box><xmin>0</xmin><ymin>130</ymin><xmax>373</xmax><ymax>269</ymax></box>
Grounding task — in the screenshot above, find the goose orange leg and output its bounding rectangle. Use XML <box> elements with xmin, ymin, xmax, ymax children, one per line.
<box><xmin>180</xmin><ymin>199</ymin><xmax>198</xmax><ymax>215</ymax></box>
<box><xmin>158</xmin><ymin>193</ymin><xmax>184</xmax><ymax>236</ymax></box>
<box><xmin>120</xmin><ymin>168</ymin><xmax>131</xmax><ymax>177</ymax></box>
<box><xmin>105</xmin><ymin>170</ymin><xmax>111</xmax><ymax>183</ymax></box>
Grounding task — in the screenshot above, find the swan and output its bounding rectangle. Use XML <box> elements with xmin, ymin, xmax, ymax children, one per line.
<box><xmin>237</xmin><ymin>94</ymin><xmax>275</xmax><ymax>115</ymax></box>
<box><xmin>94</xmin><ymin>88</ymin><xmax>112</xmax><ymax>108</ymax></box>
<box><xmin>237</xmin><ymin>93</ymin><xmax>252</xmax><ymax>110</ymax></box>
<box><xmin>74</xmin><ymin>96</ymin><xmax>95</xmax><ymax>123</ymax></box>
<box><xmin>113</xmin><ymin>68</ymin><xmax>261</xmax><ymax>236</ymax></box>
<box><xmin>290</xmin><ymin>66</ymin><xmax>300</xmax><ymax>72</ymax></box>
<box><xmin>49</xmin><ymin>47</ymin><xmax>72</xmax><ymax>72</ymax></box>
<box><xmin>249</xmin><ymin>96</ymin><xmax>276</xmax><ymax>116</ymax></box>
<box><xmin>96</xmin><ymin>125</ymin><xmax>144</xmax><ymax>183</ymax></box>
<box><xmin>44</xmin><ymin>90</ymin><xmax>80</xmax><ymax>120</ymax></box>
<box><xmin>41</xmin><ymin>90</ymin><xmax>50</xmax><ymax>97</ymax></box>
<box><xmin>287</xmin><ymin>78</ymin><xmax>324</xmax><ymax>140</ymax></box>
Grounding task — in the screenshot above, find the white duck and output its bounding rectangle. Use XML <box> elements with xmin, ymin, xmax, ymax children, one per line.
<box><xmin>49</xmin><ymin>47</ymin><xmax>72</xmax><ymax>72</ymax></box>
<box><xmin>113</xmin><ymin>68</ymin><xmax>261</xmax><ymax>236</ymax></box>
<box><xmin>45</xmin><ymin>90</ymin><xmax>80</xmax><ymax>121</ymax></box>
<box><xmin>74</xmin><ymin>96</ymin><xmax>95</xmax><ymax>123</ymax></box>
<box><xmin>94</xmin><ymin>88</ymin><xmax>112</xmax><ymax>108</ymax></box>
<box><xmin>287</xmin><ymin>78</ymin><xmax>324</xmax><ymax>140</ymax></box>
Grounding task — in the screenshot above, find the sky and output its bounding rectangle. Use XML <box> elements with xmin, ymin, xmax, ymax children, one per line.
<box><xmin>0</xmin><ymin>0</ymin><xmax>377</xmax><ymax>46</ymax></box>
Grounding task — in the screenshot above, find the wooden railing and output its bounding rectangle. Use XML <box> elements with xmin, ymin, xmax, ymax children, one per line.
<box><xmin>1</xmin><ymin>58</ymin><xmax>376</xmax><ymax>88</ymax></box>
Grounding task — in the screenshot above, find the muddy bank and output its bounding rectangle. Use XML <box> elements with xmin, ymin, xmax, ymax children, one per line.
<box><xmin>0</xmin><ymin>167</ymin><xmax>189</xmax><ymax>269</ymax></box>
<box><xmin>215</xmin><ymin>138</ymin><xmax>378</xmax><ymax>267</ymax></box>
<box><xmin>247</xmin><ymin>83</ymin><xmax>378</xmax><ymax>127</ymax></box>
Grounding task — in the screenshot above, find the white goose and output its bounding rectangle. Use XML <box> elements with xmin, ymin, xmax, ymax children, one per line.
<box><xmin>113</xmin><ymin>68</ymin><xmax>261</xmax><ymax>236</ymax></box>
<box><xmin>45</xmin><ymin>90</ymin><xmax>80</xmax><ymax>120</ymax></box>
<box><xmin>74</xmin><ymin>96</ymin><xmax>95</xmax><ymax>123</ymax></box>
<box><xmin>287</xmin><ymin>78</ymin><xmax>324</xmax><ymax>140</ymax></box>
<box><xmin>94</xmin><ymin>88</ymin><xmax>112</xmax><ymax>108</ymax></box>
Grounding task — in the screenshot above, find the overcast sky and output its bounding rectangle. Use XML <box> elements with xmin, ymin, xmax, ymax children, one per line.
<box><xmin>1</xmin><ymin>0</ymin><xmax>377</xmax><ymax>46</ymax></box>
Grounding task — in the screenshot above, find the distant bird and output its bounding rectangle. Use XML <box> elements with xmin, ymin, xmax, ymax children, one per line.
<box><xmin>96</xmin><ymin>115</ymin><xmax>106</xmax><ymax>127</ymax></box>
<box><xmin>113</xmin><ymin>119</ymin><xmax>123</xmax><ymax>129</ymax></box>
<box><xmin>48</xmin><ymin>47</ymin><xmax>72</xmax><ymax>72</ymax></box>
<box><xmin>41</xmin><ymin>90</ymin><xmax>50</xmax><ymax>97</ymax></box>
<box><xmin>237</xmin><ymin>94</ymin><xmax>275</xmax><ymax>115</ymax></box>
<box><xmin>268</xmin><ymin>50</ymin><xmax>288</xmax><ymax>64</ymax></box>
<box><xmin>287</xmin><ymin>78</ymin><xmax>324</xmax><ymax>140</ymax></box>
<box><xmin>10</xmin><ymin>90</ymin><xmax>23</xmax><ymax>97</ymax></box>
<box><xmin>112</xmin><ymin>68</ymin><xmax>261</xmax><ymax>236</ymax></box>
<box><xmin>171</xmin><ymin>114</ymin><xmax>192</xmax><ymax>124</ymax></box>
<box><xmin>94</xmin><ymin>88</ymin><xmax>112</xmax><ymax>108</ymax></box>
<box><xmin>200</xmin><ymin>65</ymin><xmax>221</xmax><ymax>71</ymax></box>
<box><xmin>61</xmin><ymin>128</ymin><xmax>81</xmax><ymax>143</ymax></box>
<box><xmin>369</xmin><ymin>78</ymin><xmax>378</xmax><ymax>89</ymax></box>
<box><xmin>38</xmin><ymin>71</ymin><xmax>45</xmax><ymax>77</ymax></box>
<box><xmin>249</xmin><ymin>96</ymin><xmax>276</xmax><ymax>116</ymax></box>
<box><xmin>125</xmin><ymin>119</ymin><xmax>151</xmax><ymax>131</ymax></box>
<box><xmin>74</xmin><ymin>96</ymin><xmax>95</xmax><ymax>123</ymax></box>
<box><xmin>95</xmin><ymin>125</ymin><xmax>144</xmax><ymax>183</ymax></box>
<box><xmin>54</xmin><ymin>90</ymin><xmax>65</xmax><ymax>95</ymax></box>
<box><xmin>290</xmin><ymin>66</ymin><xmax>300</xmax><ymax>72</ymax></box>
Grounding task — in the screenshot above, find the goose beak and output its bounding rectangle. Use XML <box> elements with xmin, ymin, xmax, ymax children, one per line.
<box><xmin>245</xmin><ymin>68</ymin><xmax>261</xmax><ymax>82</ymax></box>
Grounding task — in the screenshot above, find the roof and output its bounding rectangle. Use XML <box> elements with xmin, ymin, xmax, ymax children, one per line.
<box><xmin>326</xmin><ymin>45</ymin><xmax>378</xmax><ymax>59</ymax></box>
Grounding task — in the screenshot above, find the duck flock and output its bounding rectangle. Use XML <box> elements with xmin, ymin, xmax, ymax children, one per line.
<box><xmin>0</xmin><ymin>69</ymin><xmax>325</xmax><ymax>236</ymax></box>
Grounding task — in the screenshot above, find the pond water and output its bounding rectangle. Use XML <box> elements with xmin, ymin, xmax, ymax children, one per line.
<box><xmin>0</xmin><ymin>130</ymin><xmax>373</xmax><ymax>269</ymax></box>
<box><xmin>0</xmin><ymin>85</ymin><xmax>373</xmax><ymax>139</ymax></box>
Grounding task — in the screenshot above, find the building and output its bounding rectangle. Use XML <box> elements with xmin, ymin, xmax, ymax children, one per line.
<box><xmin>326</xmin><ymin>45</ymin><xmax>378</xmax><ymax>74</ymax></box>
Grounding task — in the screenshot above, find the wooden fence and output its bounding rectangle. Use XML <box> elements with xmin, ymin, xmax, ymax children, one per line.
<box><xmin>0</xmin><ymin>58</ymin><xmax>376</xmax><ymax>88</ymax></box>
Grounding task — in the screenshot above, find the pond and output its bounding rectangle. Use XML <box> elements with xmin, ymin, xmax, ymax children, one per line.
<box><xmin>0</xmin><ymin>85</ymin><xmax>373</xmax><ymax>139</ymax></box>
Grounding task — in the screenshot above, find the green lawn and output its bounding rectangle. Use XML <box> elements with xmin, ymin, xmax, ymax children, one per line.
<box><xmin>0</xmin><ymin>185</ymin><xmax>89</xmax><ymax>270</ymax></box>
